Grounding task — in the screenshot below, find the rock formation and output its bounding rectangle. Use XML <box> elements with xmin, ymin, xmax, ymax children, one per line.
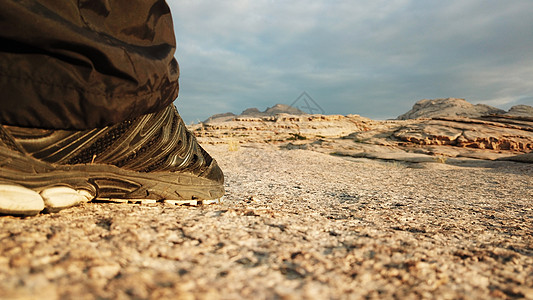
<box><xmin>192</xmin><ymin>113</ymin><xmax>374</xmax><ymax>143</ymax></box>
<box><xmin>203</xmin><ymin>112</ymin><xmax>236</xmax><ymax>123</ymax></box>
<box><xmin>505</xmin><ymin>105</ymin><xmax>533</xmax><ymax>118</ymax></box>
<box><xmin>262</xmin><ymin>104</ymin><xmax>306</xmax><ymax>116</ymax></box>
<box><xmin>192</xmin><ymin>98</ymin><xmax>533</xmax><ymax>163</ymax></box>
<box><xmin>203</xmin><ymin>104</ymin><xmax>305</xmax><ymax>123</ymax></box>
<box><xmin>241</xmin><ymin>108</ymin><xmax>262</xmax><ymax>116</ymax></box>
<box><xmin>397</xmin><ymin>98</ymin><xmax>505</xmax><ymax>120</ymax></box>
<box><xmin>391</xmin><ymin>117</ymin><xmax>533</xmax><ymax>151</ymax></box>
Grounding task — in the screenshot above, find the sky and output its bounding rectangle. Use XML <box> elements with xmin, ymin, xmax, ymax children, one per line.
<box><xmin>167</xmin><ymin>0</ymin><xmax>533</xmax><ymax>123</ymax></box>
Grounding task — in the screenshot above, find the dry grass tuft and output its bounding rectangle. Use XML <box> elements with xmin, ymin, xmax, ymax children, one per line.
<box><xmin>433</xmin><ymin>155</ymin><xmax>448</xmax><ymax>164</ymax></box>
<box><xmin>227</xmin><ymin>139</ymin><xmax>240</xmax><ymax>152</ymax></box>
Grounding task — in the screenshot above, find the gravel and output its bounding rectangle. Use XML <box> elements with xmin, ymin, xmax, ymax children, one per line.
<box><xmin>1</xmin><ymin>144</ymin><xmax>532</xmax><ymax>299</ymax></box>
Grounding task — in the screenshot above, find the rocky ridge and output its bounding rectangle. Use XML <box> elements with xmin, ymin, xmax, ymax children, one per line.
<box><xmin>195</xmin><ymin>114</ymin><xmax>375</xmax><ymax>143</ymax></box>
<box><xmin>191</xmin><ymin>99</ymin><xmax>533</xmax><ymax>163</ymax></box>
<box><xmin>203</xmin><ymin>104</ymin><xmax>306</xmax><ymax>123</ymax></box>
<box><xmin>397</xmin><ymin>98</ymin><xmax>506</xmax><ymax>120</ymax></box>
<box><xmin>505</xmin><ymin>104</ymin><xmax>533</xmax><ymax>117</ymax></box>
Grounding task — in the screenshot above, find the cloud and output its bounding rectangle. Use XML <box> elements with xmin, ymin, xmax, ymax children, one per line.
<box><xmin>167</xmin><ymin>0</ymin><xmax>533</xmax><ymax>122</ymax></box>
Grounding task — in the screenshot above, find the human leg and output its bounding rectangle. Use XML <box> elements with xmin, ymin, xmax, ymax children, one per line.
<box><xmin>0</xmin><ymin>0</ymin><xmax>224</xmax><ymax>215</ymax></box>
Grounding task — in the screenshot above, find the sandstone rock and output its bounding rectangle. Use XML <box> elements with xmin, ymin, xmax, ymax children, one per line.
<box><xmin>505</xmin><ymin>105</ymin><xmax>533</xmax><ymax>118</ymax></box>
<box><xmin>499</xmin><ymin>151</ymin><xmax>533</xmax><ymax>163</ymax></box>
<box><xmin>191</xmin><ymin>111</ymin><xmax>533</xmax><ymax>163</ymax></box>
<box><xmin>343</xmin><ymin>119</ymin><xmax>532</xmax><ymax>161</ymax></box>
<box><xmin>241</xmin><ymin>107</ymin><xmax>262</xmax><ymax>116</ymax></box>
<box><xmin>393</xmin><ymin>121</ymin><xmax>463</xmax><ymax>146</ymax></box>
<box><xmin>192</xmin><ymin>113</ymin><xmax>374</xmax><ymax>143</ymax></box>
<box><xmin>397</xmin><ymin>98</ymin><xmax>505</xmax><ymax>120</ymax></box>
<box><xmin>203</xmin><ymin>112</ymin><xmax>236</xmax><ymax>123</ymax></box>
<box><xmin>191</xmin><ymin>99</ymin><xmax>533</xmax><ymax>164</ymax></box>
<box><xmin>264</xmin><ymin>104</ymin><xmax>306</xmax><ymax>116</ymax></box>
<box><xmin>392</xmin><ymin>118</ymin><xmax>533</xmax><ymax>152</ymax></box>
<box><xmin>204</xmin><ymin>104</ymin><xmax>306</xmax><ymax>123</ymax></box>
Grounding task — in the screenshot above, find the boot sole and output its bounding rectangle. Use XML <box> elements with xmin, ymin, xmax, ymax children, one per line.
<box><xmin>0</xmin><ymin>147</ymin><xmax>224</xmax><ymax>216</ymax></box>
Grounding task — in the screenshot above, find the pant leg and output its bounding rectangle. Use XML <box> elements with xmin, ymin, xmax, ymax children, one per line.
<box><xmin>0</xmin><ymin>0</ymin><xmax>179</xmax><ymax>129</ymax></box>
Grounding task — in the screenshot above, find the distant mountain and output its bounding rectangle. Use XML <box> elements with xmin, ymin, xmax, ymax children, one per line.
<box><xmin>204</xmin><ymin>112</ymin><xmax>236</xmax><ymax>121</ymax></box>
<box><xmin>397</xmin><ymin>98</ymin><xmax>507</xmax><ymax>120</ymax></box>
<box><xmin>262</xmin><ymin>104</ymin><xmax>306</xmax><ymax>116</ymax></box>
<box><xmin>203</xmin><ymin>98</ymin><xmax>532</xmax><ymax>123</ymax></box>
<box><xmin>505</xmin><ymin>105</ymin><xmax>533</xmax><ymax>118</ymax></box>
<box><xmin>203</xmin><ymin>104</ymin><xmax>306</xmax><ymax>123</ymax></box>
<box><xmin>241</xmin><ymin>108</ymin><xmax>262</xmax><ymax>116</ymax></box>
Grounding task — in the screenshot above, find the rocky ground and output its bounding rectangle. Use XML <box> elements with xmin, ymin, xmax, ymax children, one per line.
<box><xmin>1</xmin><ymin>98</ymin><xmax>532</xmax><ymax>299</ymax></box>
<box><xmin>1</xmin><ymin>143</ymin><xmax>532</xmax><ymax>299</ymax></box>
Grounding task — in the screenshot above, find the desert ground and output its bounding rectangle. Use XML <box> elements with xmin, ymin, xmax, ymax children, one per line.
<box><xmin>1</xmin><ymin>143</ymin><xmax>532</xmax><ymax>299</ymax></box>
<box><xmin>1</xmin><ymin>99</ymin><xmax>532</xmax><ymax>299</ymax></box>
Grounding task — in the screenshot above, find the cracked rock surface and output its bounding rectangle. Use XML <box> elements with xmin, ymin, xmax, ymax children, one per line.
<box><xmin>1</xmin><ymin>144</ymin><xmax>532</xmax><ymax>299</ymax></box>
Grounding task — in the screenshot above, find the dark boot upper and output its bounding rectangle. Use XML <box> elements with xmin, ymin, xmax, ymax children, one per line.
<box><xmin>0</xmin><ymin>105</ymin><xmax>223</xmax><ymax>185</ymax></box>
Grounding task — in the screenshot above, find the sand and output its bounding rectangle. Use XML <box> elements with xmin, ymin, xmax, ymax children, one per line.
<box><xmin>1</xmin><ymin>144</ymin><xmax>532</xmax><ymax>299</ymax></box>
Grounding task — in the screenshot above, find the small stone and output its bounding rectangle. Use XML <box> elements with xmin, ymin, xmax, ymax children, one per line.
<box><xmin>41</xmin><ymin>187</ymin><xmax>93</xmax><ymax>211</ymax></box>
<box><xmin>0</xmin><ymin>184</ymin><xmax>44</xmax><ymax>215</ymax></box>
<box><xmin>89</xmin><ymin>263</ymin><xmax>121</xmax><ymax>279</ymax></box>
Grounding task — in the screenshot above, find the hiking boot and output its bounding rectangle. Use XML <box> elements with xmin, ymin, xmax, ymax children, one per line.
<box><xmin>0</xmin><ymin>104</ymin><xmax>224</xmax><ymax>216</ymax></box>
